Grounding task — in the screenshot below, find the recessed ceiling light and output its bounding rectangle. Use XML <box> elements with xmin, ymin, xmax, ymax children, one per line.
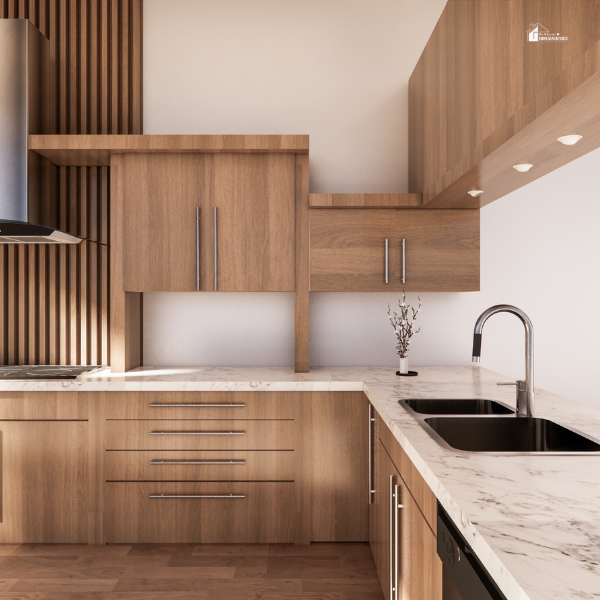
<box><xmin>468</xmin><ymin>190</ymin><xmax>484</xmax><ymax>197</ymax></box>
<box><xmin>557</xmin><ymin>135</ymin><xmax>582</xmax><ymax>145</ymax></box>
<box><xmin>513</xmin><ymin>164</ymin><xmax>533</xmax><ymax>172</ymax></box>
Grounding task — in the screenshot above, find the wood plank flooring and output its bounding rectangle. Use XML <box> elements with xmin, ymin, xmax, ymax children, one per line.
<box><xmin>0</xmin><ymin>543</ymin><xmax>384</xmax><ymax>599</ymax></box>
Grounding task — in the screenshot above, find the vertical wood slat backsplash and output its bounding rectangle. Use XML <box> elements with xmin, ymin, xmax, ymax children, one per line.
<box><xmin>0</xmin><ymin>0</ymin><xmax>143</xmax><ymax>366</ymax></box>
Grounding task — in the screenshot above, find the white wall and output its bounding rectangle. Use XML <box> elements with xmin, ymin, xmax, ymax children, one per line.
<box><xmin>311</xmin><ymin>149</ymin><xmax>600</xmax><ymax>409</ymax></box>
<box><xmin>143</xmin><ymin>0</ymin><xmax>600</xmax><ymax>409</ymax></box>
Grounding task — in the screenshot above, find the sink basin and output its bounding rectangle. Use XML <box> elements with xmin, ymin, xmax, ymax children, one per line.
<box><xmin>403</xmin><ymin>398</ymin><xmax>514</xmax><ymax>415</ymax></box>
<box><xmin>423</xmin><ymin>417</ymin><xmax>600</xmax><ymax>454</ymax></box>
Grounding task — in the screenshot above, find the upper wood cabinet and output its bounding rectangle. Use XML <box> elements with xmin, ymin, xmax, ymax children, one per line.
<box><xmin>310</xmin><ymin>209</ymin><xmax>480</xmax><ymax>292</ymax></box>
<box><xmin>410</xmin><ymin>0</ymin><xmax>600</xmax><ymax>208</ymax></box>
<box><xmin>122</xmin><ymin>153</ymin><xmax>296</xmax><ymax>292</ymax></box>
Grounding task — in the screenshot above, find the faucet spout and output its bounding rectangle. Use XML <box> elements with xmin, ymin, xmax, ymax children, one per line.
<box><xmin>472</xmin><ymin>305</ymin><xmax>534</xmax><ymax>417</ymax></box>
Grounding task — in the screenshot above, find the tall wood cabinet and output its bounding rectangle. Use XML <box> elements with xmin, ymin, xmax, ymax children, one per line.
<box><xmin>371</xmin><ymin>412</ymin><xmax>442</xmax><ymax>600</ymax></box>
<box><xmin>122</xmin><ymin>153</ymin><xmax>296</xmax><ymax>292</ymax></box>
<box><xmin>310</xmin><ymin>208</ymin><xmax>480</xmax><ymax>291</ymax></box>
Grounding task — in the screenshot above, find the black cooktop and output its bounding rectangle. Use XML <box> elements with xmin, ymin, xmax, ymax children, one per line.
<box><xmin>0</xmin><ymin>366</ymin><xmax>102</xmax><ymax>380</ymax></box>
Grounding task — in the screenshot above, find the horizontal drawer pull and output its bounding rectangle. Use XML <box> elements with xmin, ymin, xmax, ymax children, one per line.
<box><xmin>149</xmin><ymin>431</ymin><xmax>245</xmax><ymax>436</ymax></box>
<box><xmin>149</xmin><ymin>460</ymin><xmax>246</xmax><ymax>465</ymax></box>
<box><xmin>149</xmin><ymin>403</ymin><xmax>246</xmax><ymax>408</ymax></box>
<box><xmin>149</xmin><ymin>494</ymin><xmax>246</xmax><ymax>499</ymax></box>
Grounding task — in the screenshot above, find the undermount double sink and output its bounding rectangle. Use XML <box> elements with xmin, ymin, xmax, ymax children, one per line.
<box><xmin>400</xmin><ymin>399</ymin><xmax>600</xmax><ymax>454</ymax></box>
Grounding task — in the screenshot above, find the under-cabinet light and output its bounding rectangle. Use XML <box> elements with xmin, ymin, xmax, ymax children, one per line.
<box><xmin>557</xmin><ymin>135</ymin><xmax>582</xmax><ymax>145</ymax></box>
<box><xmin>468</xmin><ymin>190</ymin><xmax>484</xmax><ymax>197</ymax></box>
<box><xmin>513</xmin><ymin>164</ymin><xmax>533</xmax><ymax>172</ymax></box>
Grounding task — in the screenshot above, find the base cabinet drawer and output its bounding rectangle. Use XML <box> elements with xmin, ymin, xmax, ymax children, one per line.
<box><xmin>101</xmin><ymin>391</ymin><xmax>296</xmax><ymax>420</ymax></box>
<box><xmin>105</xmin><ymin>450</ymin><xmax>294</xmax><ymax>481</ymax></box>
<box><xmin>105</xmin><ymin>419</ymin><xmax>295</xmax><ymax>450</ymax></box>
<box><xmin>106</xmin><ymin>482</ymin><xmax>295</xmax><ymax>543</ymax></box>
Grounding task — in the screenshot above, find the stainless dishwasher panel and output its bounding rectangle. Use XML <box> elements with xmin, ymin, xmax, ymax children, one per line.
<box><xmin>437</xmin><ymin>503</ymin><xmax>508</xmax><ymax>600</ymax></box>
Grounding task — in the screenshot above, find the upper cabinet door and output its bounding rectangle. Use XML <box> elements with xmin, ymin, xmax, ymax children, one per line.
<box><xmin>122</xmin><ymin>153</ymin><xmax>296</xmax><ymax>292</ymax></box>
<box><xmin>395</xmin><ymin>210</ymin><xmax>479</xmax><ymax>292</ymax></box>
<box><xmin>310</xmin><ymin>209</ymin><xmax>479</xmax><ymax>292</ymax></box>
<box><xmin>207</xmin><ymin>154</ymin><xmax>296</xmax><ymax>292</ymax></box>
<box><xmin>123</xmin><ymin>154</ymin><xmax>204</xmax><ymax>292</ymax></box>
<box><xmin>310</xmin><ymin>209</ymin><xmax>398</xmax><ymax>292</ymax></box>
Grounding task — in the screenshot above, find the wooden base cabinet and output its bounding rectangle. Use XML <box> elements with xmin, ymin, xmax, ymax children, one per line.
<box><xmin>372</xmin><ymin>425</ymin><xmax>442</xmax><ymax>599</ymax></box>
<box><xmin>298</xmin><ymin>392</ymin><xmax>370</xmax><ymax>543</ymax></box>
<box><xmin>106</xmin><ymin>482</ymin><xmax>295</xmax><ymax>543</ymax></box>
<box><xmin>0</xmin><ymin>421</ymin><xmax>89</xmax><ymax>543</ymax></box>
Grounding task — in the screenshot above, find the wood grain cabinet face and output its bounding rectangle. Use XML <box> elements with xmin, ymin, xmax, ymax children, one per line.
<box><xmin>310</xmin><ymin>209</ymin><xmax>480</xmax><ymax>292</ymax></box>
<box><xmin>122</xmin><ymin>153</ymin><xmax>296</xmax><ymax>292</ymax></box>
<box><xmin>209</xmin><ymin>153</ymin><xmax>296</xmax><ymax>292</ymax></box>
<box><xmin>0</xmin><ymin>421</ymin><xmax>88</xmax><ymax>543</ymax></box>
<box><xmin>373</xmin><ymin>432</ymin><xmax>442</xmax><ymax>600</ymax></box>
<box><xmin>310</xmin><ymin>209</ymin><xmax>397</xmax><ymax>292</ymax></box>
<box><xmin>106</xmin><ymin>481</ymin><xmax>295</xmax><ymax>544</ymax></box>
<box><xmin>300</xmin><ymin>392</ymin><xmax>370</xmax><ymax>543</ymax></box>
<box><xmin>373</xmin><ymin>439</ymin><xmax>397</xmax><ymax>600</ymax></box>
<box><xmin>105</xmin><ymin>419</ymin><xmax>295</xmax><ymax>451</ymax></box>
<box><xmin>123</xmin><ymin>154</ymin><xmax>200</xmax><ymax>292</ymax></box>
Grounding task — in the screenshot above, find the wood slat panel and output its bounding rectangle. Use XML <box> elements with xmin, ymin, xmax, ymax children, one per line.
<box><xmin>0</xmin><ymin>241</ymin><xmax>110</xmax><ymax>366</ymax></box>
<box><xmin>0</xmin><ymin>0</ymin><xmax>142</xmax><ymax>366</ymax></box>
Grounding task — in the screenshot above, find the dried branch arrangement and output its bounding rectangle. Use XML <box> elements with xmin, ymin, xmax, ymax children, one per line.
<box><xmin>387</xmin><ymin>292</ymin><xmax>421</xmax><ymax>358</ymax></box>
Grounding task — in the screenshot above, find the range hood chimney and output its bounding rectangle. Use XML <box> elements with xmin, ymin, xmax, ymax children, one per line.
<box><xmin>0</xmin><ymin>20</ymin><xmax>80</xmax><ymax>244</ymax></box>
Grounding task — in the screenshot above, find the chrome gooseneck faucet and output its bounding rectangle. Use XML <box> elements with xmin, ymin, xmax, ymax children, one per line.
<box><xmin>472</xmin><ymin>305</ymin><xmax>534</xmax><ymax>417</ymax></box>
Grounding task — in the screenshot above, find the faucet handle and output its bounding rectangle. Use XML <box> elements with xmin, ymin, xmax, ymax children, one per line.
<box><xmin>497</xmin><ymin>380</ymin><xmax>526</xmax><ymax>391</ymax></box>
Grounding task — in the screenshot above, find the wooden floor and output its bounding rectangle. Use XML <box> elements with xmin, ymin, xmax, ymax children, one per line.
<box><xmin>0</xmin><ymin>543</ymin><xmax>384</xmax><ymax>599</ymax></box>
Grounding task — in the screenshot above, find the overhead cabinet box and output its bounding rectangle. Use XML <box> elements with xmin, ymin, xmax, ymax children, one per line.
<box><xmin>409</xmin><ymin>0</ymin><xmax>600</xmax><ymax>207</ymax></box>
<box><xmin>121</xmin><ymin>153</ymin><xmax>296</xmax><ymax>292</ymax></box>
<box><xmin>309</xmin><ymin>209</ymin><xmax>480</xmax><ymax>292</ymax></box>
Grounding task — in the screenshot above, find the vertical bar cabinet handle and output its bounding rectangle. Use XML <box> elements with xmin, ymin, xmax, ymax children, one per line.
<box><xmin>385</xmin><ymin>238</ymin><xmax>389</xmax><ymax>284</ymax></box>
<box><xmin>402</xmin><ymin>238</ymin><xmax>406</xmax><ymax>284</ymax></box>
<box><xmin>196</xmin><ymin>207</ymin><xmax>200</xmax><ymax>291</ymax></box>
<box><xmin>214</xmin><ymin>207</ymin><xmax>217</xmax><ymax>291</ymax></box>
<box><xmin>368</xmin><ymin>405</ymin><xmax>373</xmax><ymax>504</ymax></box>
<box><xmin>390</xmin><ymin>475</ymin><xmax>394</xmax><ymax>600</ymax></box>
<box><xmin>394</xmin><ymin>483</ymin><xmax>404</xmax><ymax>599</ymax></box>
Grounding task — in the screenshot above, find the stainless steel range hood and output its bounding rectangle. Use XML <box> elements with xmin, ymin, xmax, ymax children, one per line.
<box><xmin>0</xmin><ymin>20</ymin><xmax>80</xmax><ymax>244</ymax></box>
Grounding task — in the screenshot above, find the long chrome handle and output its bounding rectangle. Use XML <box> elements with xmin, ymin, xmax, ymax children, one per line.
<box><xmin>149</xmin><ymin>494</ymin><xmax>245</xmax><ymax>499</ymax></box>
<box><xmin>149</xmin><ymin>460</ymin><xmax>245</xmax><ymax>465</ymax></box>
<box><xmin>149</xmin><ymin>431</ymin><xmax>245</xmax><ymax>436</ymax></box>
<box><xmin>389</xmin><ymin>475</ymin><xmax>394</xmax><ymax>600</ymax></box>
<box><xmin>385</xmin><ymin>239</ymin><xmax>389</xmax><ymax>284</ymax></box>
<box><xmin>149</xmin><ymin>403</ymin><xmax>246</xmax><ymax>408</ymax></box>
<box><xmin>196</xmin><ymin>207</ymin><xmax>200</xmax><ymax>291</ymax></box>
<box><xmin>214</xmin><ymin>206</ymin><xmax>217</xmax><ymax>291</ymax></box>
<box><xmin>394</xmin><ymin>483</ymin><xmax>404</xmax><ymax>600</ymax></box>
<box><xmin>368</xmin><ymin>405</ymin><xmax>375</xmax><ymax>504</ymax></box>
<box><xmin>402</xmin><ymin>238</ymin><xmax>406</xmax><ymax>284</ymax></box>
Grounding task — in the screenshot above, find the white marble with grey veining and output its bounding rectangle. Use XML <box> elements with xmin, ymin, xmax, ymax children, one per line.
<box><xmin>2</xmin><ymin>365</ymin><xmax>600</xmax><ymax>600</ymax></box>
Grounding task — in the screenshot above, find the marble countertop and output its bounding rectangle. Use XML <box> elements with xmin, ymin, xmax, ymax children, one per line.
<box><xmin>2</xmin><ymin>365</ymin><xmax>600</xmax><ymax>600</ymax></box>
